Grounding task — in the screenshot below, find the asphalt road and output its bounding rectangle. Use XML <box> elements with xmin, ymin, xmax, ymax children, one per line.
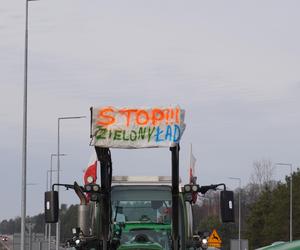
<box><xmin>0</xmin><ymin>241</ymin><xmax>10</xmax><ymax>250</ymax></box>
<box><xmin>0</xmin><ymin>236</ymin><xmax>12</xmax><ymax>250</ymax></box>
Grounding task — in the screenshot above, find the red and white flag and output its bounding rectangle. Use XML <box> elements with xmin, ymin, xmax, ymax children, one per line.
<box><xmin>84</xmin><ymin>151</ymin><xmax>98</xmax><ymax>185</ymax></box>
<box><xmin>189</xmin><ymin>144</ymin><xmax>197</xmax><ymax>184</ymax></box>
<box><xmin>189</xmin><ymin>144</ymin><xmax>197</xmax><ymax>203</ymax></box>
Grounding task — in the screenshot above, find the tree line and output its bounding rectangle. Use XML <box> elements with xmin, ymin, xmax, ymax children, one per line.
<box><xmin>192</xmin><ymin>160</ymin><xmax>300</xmax><ymax>249</ymax></box>
<box><xmin>0</xmin><ymin>204</ymin><xmax>78</xmax><ymax>243</ymax></box>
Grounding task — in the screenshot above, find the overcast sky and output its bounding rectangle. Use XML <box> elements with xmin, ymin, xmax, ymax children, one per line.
<box><xmin>0</xmin><ymin>0</ymin><xmax>300</xmax><ymax>221</ymax></box>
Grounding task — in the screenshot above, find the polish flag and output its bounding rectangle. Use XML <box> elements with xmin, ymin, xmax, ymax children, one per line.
<box><xmin>189</xmin><ymin>144</ymin><xmax>197</xmax><ymax>203</ymax></box>
<box><xmin>84</xmin><ymin>151</ymin><xmax>98</xmax><ymax>185</ymax></box>
<box><xmin>189</xmin><ymin>144</ymin><xmax>197</xmax><ymax>184</ymax></box>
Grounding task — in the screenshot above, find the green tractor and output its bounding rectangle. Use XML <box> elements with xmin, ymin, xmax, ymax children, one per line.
<box><xmin>44</xmin><ymin>106</ymin><xmax>235</xmax><ymax>250</ymax></box>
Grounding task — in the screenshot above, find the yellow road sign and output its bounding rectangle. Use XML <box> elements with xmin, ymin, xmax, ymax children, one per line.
<box><xmin>208</xmin><ymin>229</ymin><xmax>222</xmax><ymax>248</ymax></box>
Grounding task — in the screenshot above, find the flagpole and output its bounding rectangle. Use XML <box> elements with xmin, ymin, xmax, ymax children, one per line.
<box><xmin>189</xmin><ymin>143</ymin><xmax>193</xmax><ymax>183</ymax></box>
<box><xmin>189</xmin><ymin>144</ymin><xmax>190</xmax><ymax>183</ymax></box>
<box><xmin>190</xmin><ymin>143</ymin><xmax>192</xmax><ymax>167</ymax></box>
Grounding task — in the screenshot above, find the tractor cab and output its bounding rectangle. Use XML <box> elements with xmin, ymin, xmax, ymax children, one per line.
<box><xmin>111</xmin><ymin>183</ymin><xmax>172</xmax><ymax>250</ymax></box>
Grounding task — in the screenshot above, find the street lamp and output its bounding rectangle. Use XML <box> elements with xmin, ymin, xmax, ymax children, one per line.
<box><xmin>46</xmin><ymin>154</ymin><xmax>66</xmax><ymax>247</ymax></box>
<box><xmin>229</xmin><ymin>177</ymin><xmax>241</xmax><ymax>250</ymax></box>
<box><xmin>45</xmin><ymin>169</ymin><xmax>56</xmax><ymax>242</ymax></box>
<box><xmin>46</xmin><ymin>170</ymin><xmax>57</xmax><ymax>192</ymax></box>
<box><xmin>25</xmin><ymin>182</ymin><xmax>38</xmax><ymax>250</ymax></box>
<box><xmin>49</xmin><ymin>153</ymin><xmax>66</xmax><ymax>190</ymax></box>
<box><xmin>21</xmin><ymin>1</ymin><xmax>38</xmax><ymax>250</ymax></box>
<box><xmin>275</xmin><ymin>163</ymin><xmax>293</xmax><ymax>242</ymax></box>
<box><xmin>56</xmin><ymin>116</ymin><xmax>85</xmax><ymax>250</ymax></box>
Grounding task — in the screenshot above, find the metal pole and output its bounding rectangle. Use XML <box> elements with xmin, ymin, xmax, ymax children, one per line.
<box><xmin>50</xmin><ymin>154</ymin><xmax>66</xmax><ymax>189</ymax></box>
<box><xmin>56</xmin><ymin>116</ymin><xmax>85</xmax><ymax>250</ymax></box>
<box><xmin>45</xmin><ymin>170</ymin><xmax>49</xmax><ymax>240</ymax></box>
<box><xmin>49</xmin><ymin>155</ymin><xmax>54</xmax><ymax>250</ymax></box>
<box><xmin>21</xmin><ymin>0</ymin><xmax>29</xmax><ymax>249</ymax></box>
<box><xmin>229</xmin><ymin>177</ymin><xmax>241</xmax><ymax>250</ymax></box>
<box><xmin>56</xmin><ymin>119</ymin><xmax>60</xmax><ymax>250</ymax></box>
<box><xmin>50</xmin><ymin>154</ymin><xmax>54</xmax><ymax>190</ymax></box>
<box><xmin>50</xmin><ymin>153</ymin><xmax>64</xmax><ymax>250</ymax></box>
<box><xmin>46</xmin><ymin>170</ymin><xmax>49</xmax><ymax>192</ymax></box>
<box><xmin>171</xmin><ymin>145</ymin><xmax>179</xmax><ymax>250</ymax></box>
<box><xmin>95</xmin><ymin>147</ymin><xmax>112</xmax><ymax>249</ymax></box>
<box><xmin>48</xmin><ymin>222</ymin><xmax>51</xmax><ymax>250</ymax></box>
<box><xmin>48</xmin><ymin>161</ymin><xmax>53</xmax><ymax>250</ymax></box>
<box><xmin>276</xmin><ymin>163</ymin><xmax>293</xmax><ymax>242</ymax></box>
<box><xmin>29</xmin><ymin>223</ymin><xmax>32</xmax><ymax>250</ymax></box>
<box><xmin>290</xmin><ymin>165</ymin><xmax>292</xmax><ymax>242</ymax></box>
<box><xmin>238</xmin><ymin>179</ymin><xmax>241</xmax><ymax>250</ymax></box>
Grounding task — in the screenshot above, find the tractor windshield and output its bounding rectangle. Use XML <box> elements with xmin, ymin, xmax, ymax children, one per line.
<box><xmin>111</xmin><ymin>185</ymin><xmax>172</xmax><ymax>250</ymax></box>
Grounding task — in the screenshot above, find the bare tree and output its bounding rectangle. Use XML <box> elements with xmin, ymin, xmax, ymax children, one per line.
<box><xmin>250</xmin><ymin>159</ymin><xmax>275</xmax><ymax>191</ymax></box>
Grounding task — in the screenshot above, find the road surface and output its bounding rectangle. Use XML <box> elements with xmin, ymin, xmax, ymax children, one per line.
<box><xmin>0</xmin><ymin>237</ymin><xmax>12</xmax><ymax>250</ymax></box>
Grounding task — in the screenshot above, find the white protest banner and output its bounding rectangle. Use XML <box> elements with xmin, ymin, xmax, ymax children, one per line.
<box><xmin>90</xmin><ymin>106</ymin><xmax>186</xmax><ymax>148</ymax></box>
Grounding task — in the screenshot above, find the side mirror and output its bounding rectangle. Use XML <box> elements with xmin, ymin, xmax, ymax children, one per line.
<box><xmin>45</xmin><ymin>191</ymin><xmax>59</xmax><ymax>223</ymax></box>
<box><xmin>220</xmin><ymin>190</ymin><xmax>235</xmax><ymax>223</ymax></box>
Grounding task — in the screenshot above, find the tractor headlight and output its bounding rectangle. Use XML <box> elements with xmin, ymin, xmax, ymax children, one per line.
<box><xmin>92</xmin><ymin>184</ymin><xmax>100</xmax><ymax>192</ymax></box>
<box><xmin>86</xmin><ymin>176</ymin><xmax>94</xmax><ymax>184</ymax></box>
<box><xmin>184</xmin><ymin>185</ymin><xmax>191</xmax><ymax>192</ymax></box>
<box><xmin>192</xmin><ymin>185</ymin><xmax>199</xmax><ymax>192</ymax></box>
<box><xmin>85</xmin><ymin>185</ymin><xmax>92</xmax><ymax>192</ymax></box>
<box><xmin>201</xmin><ymin>238</ymin><xmax>208</xmax><ymax>249</ymax></box>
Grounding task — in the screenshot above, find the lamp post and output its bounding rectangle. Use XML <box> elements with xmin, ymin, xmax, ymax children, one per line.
<box><xmin>46</xmin><ymin>169</ymin><xmax>56</xmax><ymax>242</ymax></box>
<box><xmin>45</xmin><ymin>169</ymin><xmax>52</xmax><ymax>241</ymax></box>
<box><xmin>276</xmin><ymin>163</ymin><xmax>293</xmax><ymax>242</ymax></box>
<box><xmin>229</xmin><ymin>177</ymin><xmax>241</xmax><ymax>250</ymax></box>
<box><xmin>21</xmin><ymin>1</ymin><xmax>37</xmax><ymax>249</ymax></box>
<box><xmin>46</xmin><ymin>170</ymin><xmax>56</xmax><ymax>192</ymax></box>
<box><xmin>46</xmin><ymin>154</ymin><xmax>66</xmax><ymax>248</ymax></box>
<box><xmin>56</xmin><ymin>116</ymin><xmax>85</xmax><ymax>250</ymax></box>
<box><xmin>25</xmin><ymin>183</ymin><xmax>38</xmax><ymax>249</ymax></box>
<box><xmin>45</xmin><ymin>154</ymin><xmax>66</xmax><ymax>250</ymax></box>
<box><xmin>50</xmin><ymin>153</ymin><xmax>66</xmax><ymax>190</ymax></box>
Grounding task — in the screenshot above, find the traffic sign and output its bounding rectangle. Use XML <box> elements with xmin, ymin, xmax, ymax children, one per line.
<box><xmin>208</xmin><ymin>229</ymin><xmax>222</xmax><ymax>248</ymax></box>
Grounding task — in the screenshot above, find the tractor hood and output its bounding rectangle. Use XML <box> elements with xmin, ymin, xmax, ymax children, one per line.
<box><xmin>116</xmin><ymin>222</ymin><xmax>171</xmax><ymax>250</ymax></box>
